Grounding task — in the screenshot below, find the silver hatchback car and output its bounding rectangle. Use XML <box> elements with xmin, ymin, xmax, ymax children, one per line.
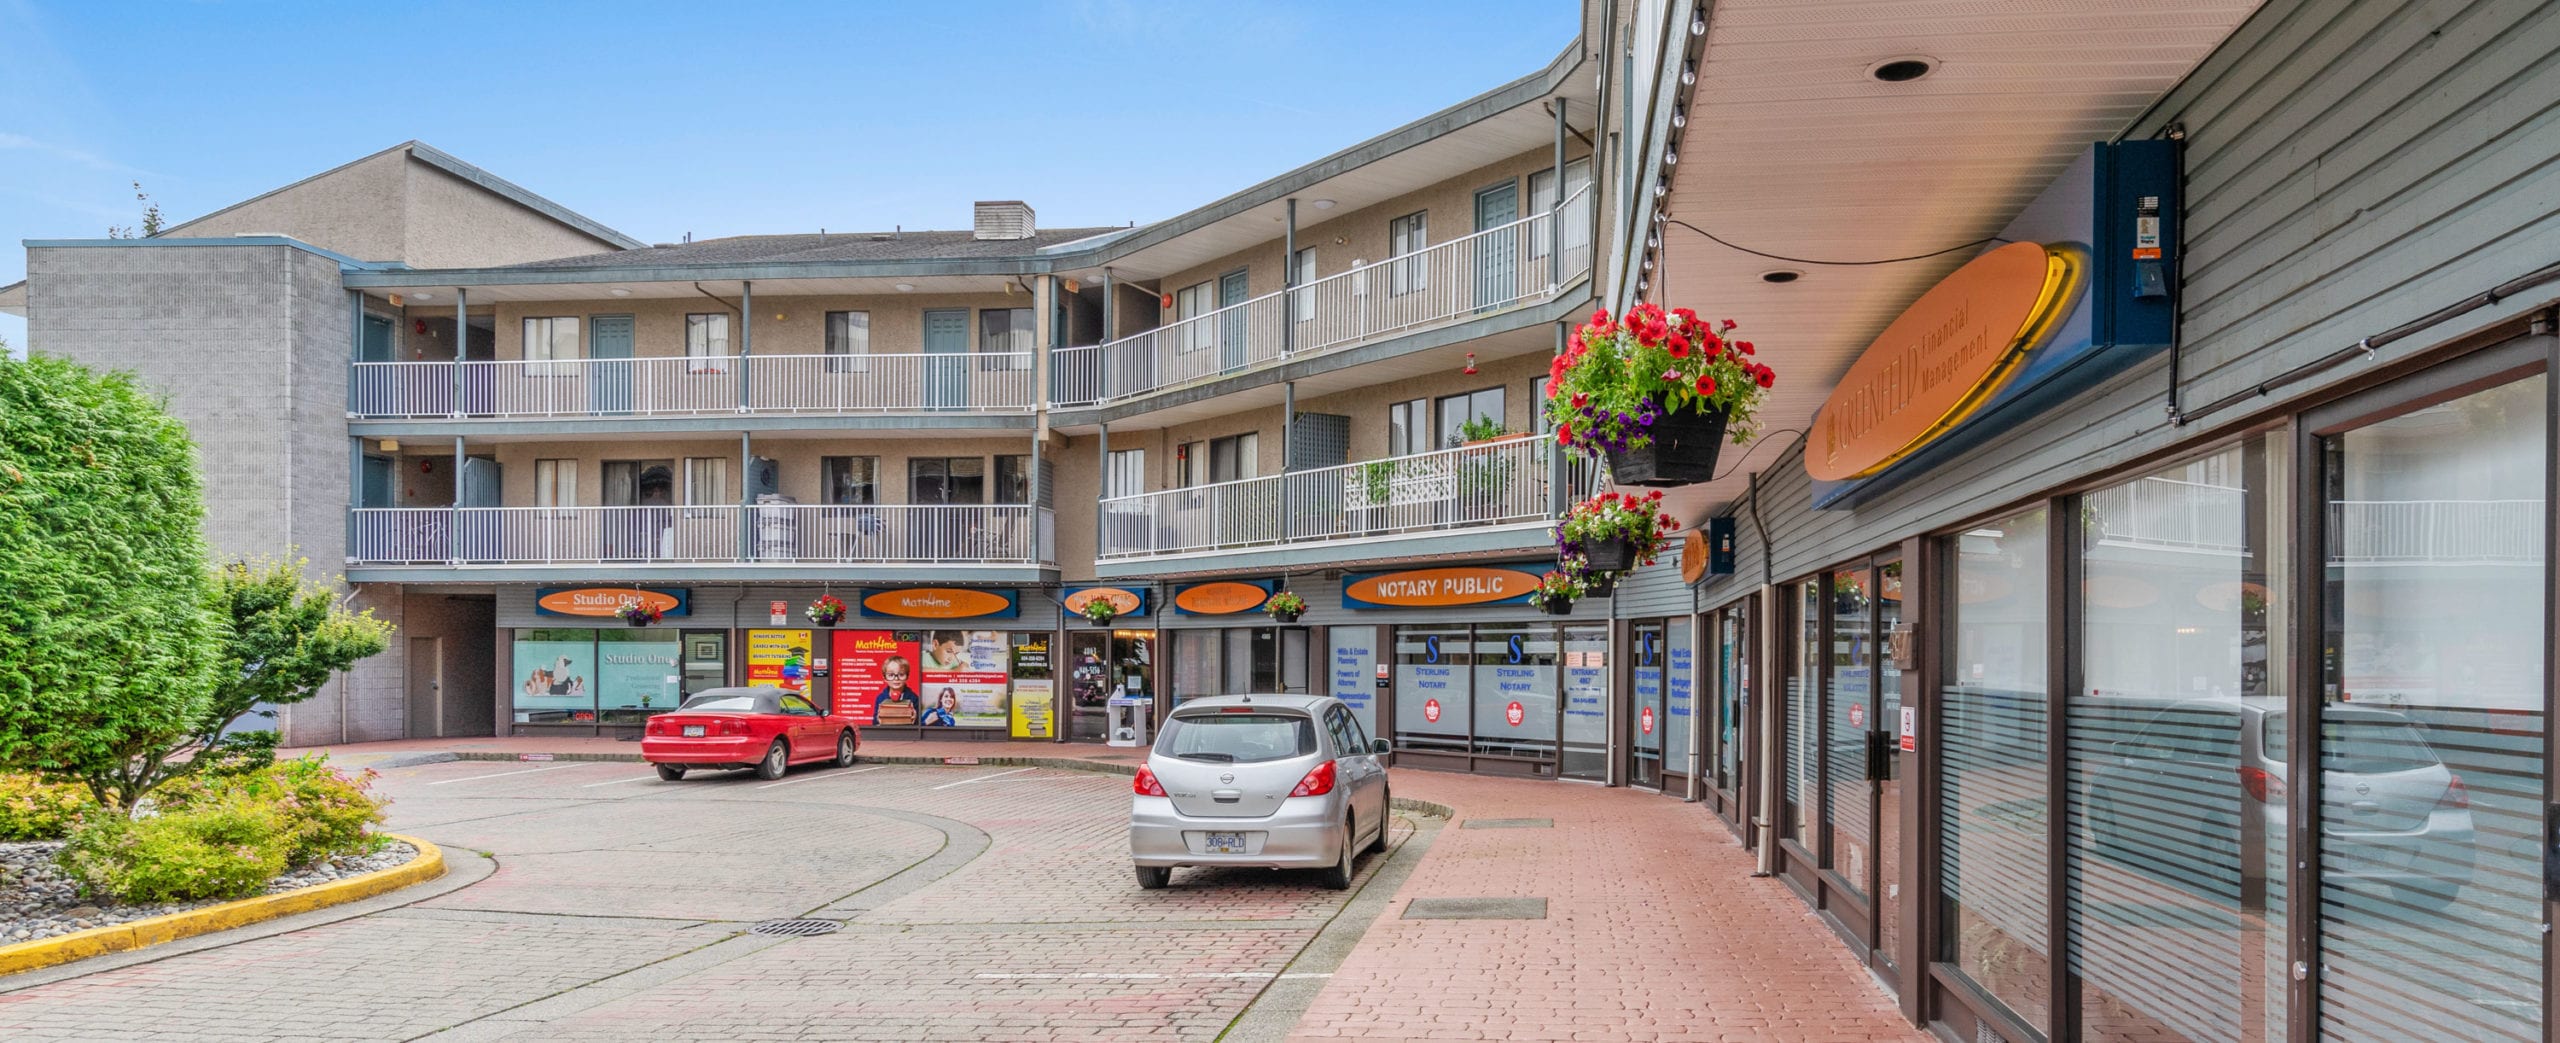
<box><xmin>1130</xmin><ymin>694</ymin><xmax>1391</xmax><ymax>890</ymax></box>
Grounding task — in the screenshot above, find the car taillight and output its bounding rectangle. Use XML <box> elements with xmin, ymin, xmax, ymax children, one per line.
<box><xmin>2238</xmin><ymin>765</ymin><xmax>2286</xmax><ymax>803</ymax></box>
<box><xmin>2440</xmin><ymin>772</ymin><xmax>2470</xmax><ymax>812</ymax></box>
<box><xmin>1289</xmin><ymin>760</ymin><xmax>1337</xmax><ymax>798</ymax></box>
<box><xmin>1134</xmin><ymin>766</ymin><xmax>1167</xmax><ymax>797</ymax></box>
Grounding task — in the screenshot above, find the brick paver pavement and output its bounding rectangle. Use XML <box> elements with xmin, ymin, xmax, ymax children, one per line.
<box><xmin>0</xmin><ymin>736</ymin><xmax>1926</xmax><ymax>1041</ymax></box>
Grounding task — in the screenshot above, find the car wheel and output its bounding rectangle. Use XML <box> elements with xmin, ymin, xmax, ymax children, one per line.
<box><xmin>655</xmin><ymin>764</ymin><xmax>686</xmax><ymax>782</ymax></box>
<box><xmin>1366</xmin><ymin>789</ymin><xmax>1390</xmax><ymax>854</ymax></box>
<box><xmin>1318</xmin><ymin>816</ymin><xmax>1356</xmax><ymax>891</ymax></box>
<box><xmin>833</xmin><ymin>730</ymin><xmax>859</xmax><ymax>768</ymax></box>
<box><xmin>754</xmin><ymin>739</ymin><xmax>789</xmax><ymax>780</ymax></box>
<box><xmin>1134</xmin><ymin>864</ymin><xmax>1171</xmax><ymax>890</ymax></box>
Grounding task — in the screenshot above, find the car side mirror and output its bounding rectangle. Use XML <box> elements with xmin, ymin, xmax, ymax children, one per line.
<box><xmin>1372</xmin><ymin>738</ymin><xmax>1392</xmax><ymax>755</ymax></box>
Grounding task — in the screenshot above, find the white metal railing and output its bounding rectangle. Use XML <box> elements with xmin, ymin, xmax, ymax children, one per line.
<box><xmin>350</xmin><ymin>352</ymin><xmax>1036</xmax><ymax>419</ymax></box>
<box><xmin>1053</xmin><ymin>185</ymin><xmax>1594</xmax><ymax>407</ymax></box>
<box><xmin>1095</xmin><ymin>436</ymin><xmax>1600</xmax><ymax>559</ymax></box>
<box><xmin>2086</xmin><ymin>476</ymin><xmax>2250</xmax><ymax>553</ymax></box>
<box><xmin>348</xmin><ymin>505</ymin><xmax>1054</xmax><ymax>566</ymax></box>
<box><xmin>2330</xmin><ymin>499</ymin><xmax>2543</xmax><ymax>564</ymax></box>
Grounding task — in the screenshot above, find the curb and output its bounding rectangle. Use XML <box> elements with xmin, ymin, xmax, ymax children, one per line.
<box><xmin>0</xmin><ymin>832</ymin><xmax>446</xmax><ymax>978</ymax></box>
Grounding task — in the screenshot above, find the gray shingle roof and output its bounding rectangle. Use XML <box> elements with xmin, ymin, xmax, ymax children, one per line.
<box><xmin>504</xmin><ymin>226</ymin><xmax>1127</xmax><ymax>271</ymax></box>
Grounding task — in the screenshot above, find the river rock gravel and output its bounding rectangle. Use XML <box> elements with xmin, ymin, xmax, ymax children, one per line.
<box><xmin>0</xmin><ymin>838</ymin><xmax>417</xmax><ymax>945</ymax></box>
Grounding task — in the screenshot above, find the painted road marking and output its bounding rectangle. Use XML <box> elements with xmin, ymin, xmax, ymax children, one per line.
<box><xmin>931</xmin><ymin>767</ymin><xmax>1035</xmax><ymax>790</ymax></box>
<box><xmin>757</xmin><ymin>765</ymin><xmax>888</xmax><ymax>790</ymax></box>
<box><xmin>426</xmin><ymin>764</ymin><xmax>577</xmax><ymax>786</ymax></box>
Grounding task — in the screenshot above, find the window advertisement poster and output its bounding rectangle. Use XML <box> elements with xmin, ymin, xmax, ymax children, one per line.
<box><xmin>513</xmin><ymin>630</ymin><xmax>598</xmax><ymax>723</ymax></box>
<box><xmin>747</xmin><ymin>629</ymin><xmax>813</xmax><ymax>694</ymax></box>
<box><xmin>1665</xmin><ymin>621</ymin><xmax>1695</xmax><ymax>771</ymax></box>
<box><xmin>595</xmin><ymin>630</ymin><xmax>682</xmax><ymax>722</ymax></box>
<box><xmin>1329</xmin><ymin>626</ymin><xmax>1379</xmax><ymax>738</ymax></box>
<box><xmin>831</xmin><ymin>630</ymin><xmax>920</xmax><ymax>727</ymax></box>
<box><xmin>920</xmin><ymin>629</ymin><xmax>1011</xmax><ymax>728</ymax></box>
<box><xmin>1010</xmin><ymin>680</ymin><xmax>1056</xmax><ymax>738</ymax></box>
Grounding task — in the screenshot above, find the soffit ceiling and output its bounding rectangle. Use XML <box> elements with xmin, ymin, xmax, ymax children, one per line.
<box><xmin>1652</xmin><ymin>0</ymin><xmax>2261</xmax><ymax>525</ymax></box>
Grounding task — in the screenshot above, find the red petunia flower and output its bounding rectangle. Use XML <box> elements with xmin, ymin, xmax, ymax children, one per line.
<box><xmin>1738</xmin><ymin>340</ymin><xmax>1756</xmax><ymax>355</ymax></box>
<box><xmin>1756</xmin><ymin>369</ymin><xmax>1775</xmax><ymax>389</ymax></box>
<box><xmin>1694</xmin><ymin>374</ymin><xmax>1718</xmax><ymax>397</ymax></box>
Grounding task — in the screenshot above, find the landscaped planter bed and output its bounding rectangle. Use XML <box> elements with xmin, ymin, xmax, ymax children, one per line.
<box><xmin>0</xmin><ymin>838</ymin><xmax>418</xmax><ymax>945</ymax></box>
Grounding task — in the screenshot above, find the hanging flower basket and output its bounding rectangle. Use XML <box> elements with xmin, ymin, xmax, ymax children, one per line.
<box><xmin>617</xmin><ymin>602</ymin><xmax>663</xmax><ymax>628</ymax></box>
<box><xmin>1081</xmin><ymin>600</ymin><xmax>1119</xmax><ymax>627</ymax></box>
<box><xmin>1554</xmin><ymin>490</ymin><xmax>1676</xmax><ymax>579</ymax></box>
<box><xmin>1264</xmin><ymin>590</ymin><xmax>1306</xmax><ymax>625</ymax></box>
<box><xmin>1582</xmin><ymin>571</ymin><xmax>1619</xmax><ymax>598</ymax></box>
<box><xmin>805</xmin><ymin>594</ymin><xmax>847</xmax><ymax>627</ymax></box>
<box><xmin>1544</xmin><ymin>304</ymin><xmax>1776</xmax><ymax>488</ymax></box>
<box><xmin>1531</xmin><ymin>570</ymin><xmax>1585</xmax><ymax>616</ymax></box>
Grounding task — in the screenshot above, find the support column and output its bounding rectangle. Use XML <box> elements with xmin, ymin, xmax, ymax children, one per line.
<box><xmin>451</xmin><ymin>288</ymin><xmax>468</xmax><ymax>418</ymax></box>
<box><xmin>1282</xmin><ymin>199</ymin><xmax>1297</xmax><ymax>356</ymax></box>
<box><xmin>1551</xmin><ymin>98</ymin><xmax>1568</xmax><ymax>289</ymax></box>
<box><xmin>738</xmin><ymin>432</ymin><xmax>754</xmax><ymax>561</ymax></box>
<box><xmin>346</xmin><ymin>435</ymin><xmax>364</xmax><ymax>556</ymax></box>
<box><xmin>1281</xmin><ymin>381</ymin><xmax>1296</xmax><ymax>540</ymax></box>
<box><xmin>738</xmin><ymin>280</ymin><xmax>754</xmax><ymax>411</ymax></box>
<box><xmin>449</xmin><ymin>435</ymin><xmax>465</xmax><ymax>564</ymax></box>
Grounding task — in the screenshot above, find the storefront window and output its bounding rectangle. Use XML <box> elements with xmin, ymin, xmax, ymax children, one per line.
<box><xmin>1393</xmin><ymin>627</ymin><xmax>1469</xmax><ymax>754</ymax></box>
<box><xmin>594</xmin><ymin>630</ymin><xmax>681</xmax><ymax>724</ymax></box>
<box><xmin>1941</xmin><ymin>506</ymin><xmax>2051</xmax><ymax>1032</ymax></box>
<box><xmin>1715</xmin><ymin>607</ymin><xmax>1747</xmax><ymax>792</ymax></box>
<box><xmin>1664</xmin><ymin>618</ymin><xmax>1694</xmax><ymax>785</ymax></box>
<box><xmin>1631</xmin><ymin>622</ymin><xmax>1665</xmax><ymax>787</ymax></box>
<box><xmin>1787</xmin><ymin>581</ymin><xmax>1820</xmax><ymax>841</ymax></box>
<box><xmin>1560</xmin><ymin>624</ymin><xmax>1609</xmax><ymax>781</ymax></box>
<box><xmin>1471</xmin><ymin>626</ymin><xmax>1556</xmax><ymax>759</ymax></box>
<box><xmin>513</xmin><ymin>629</ymin><xmax>598</xmax><ymax>724</ymax></box>
<box><xmin>2070</xmin><ymin>438</ymin><xmax>2290</xmax><ymax>1043</ymax></box>
<box><xmin>1327</xmin><ymin>626</ymin><xmax>1381</xmax><ymax>738</ymax></box>
<box><xmin>2318</xmin><ymin>375</ymin><xmax>2541</xmax><ymax>1042</ymax></box>
<box><xmin>1827</xmin><ymin>567</ymin><xmax>1874</xmax><ymax>894</ymax></box>
<box><xmin>1172</xmin><ymin>629</ymin><xmax>1219</xmax><ymax>702</ymax></box>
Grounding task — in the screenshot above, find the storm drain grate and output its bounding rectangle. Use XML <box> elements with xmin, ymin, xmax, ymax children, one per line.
<box><xmin>1403</xmin><ymin>897</ymin><xmax>1548</xmax><ymax>921</ymax></box>
<box><xmin>749</xmin><ymin>918</ymin><xmax>845</xmax><ymax>937</ymax></box>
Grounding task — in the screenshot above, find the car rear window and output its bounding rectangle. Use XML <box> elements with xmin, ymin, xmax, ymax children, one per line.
<box><xmin>2268</xmin><ymin>710</ymin><xmax>2441</xmax><ymax>774</ymax></box>
<box><xmin>678</xmin><ymin>695</ymin><xmax>759</xmax><ymax>713</ymax></box>
<box><xmin>1158</xmin><ymin>713</ymin><xmax>1317</xmax><ymax>764</ymax></box>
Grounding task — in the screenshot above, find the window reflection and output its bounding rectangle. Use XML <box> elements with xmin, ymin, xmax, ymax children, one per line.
<box><xmin>1942</xmin><ymin>506</ymin><xmax>2052</xmax><ymax>1032</ymax></box>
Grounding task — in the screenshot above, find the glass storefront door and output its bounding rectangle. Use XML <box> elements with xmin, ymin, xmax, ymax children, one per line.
<box><xmin>2314</xmin><ymin>371</ymin><xmax>2545</xmax><ymax>1041</ymax></box>
<box><xmin>1066</xmin><ymin>630</ymin><xmax>1153</xmax><ymax>743</ymax></box>
<box><xmin>1631</xmin><ymin>621</ymin><xmax>1666</xmax><ymax>788</ymax></box>
<box><xmin>1561</xmin><ymin>624</ymin><xmax>1609</xmax><ymax>781</ymax></box>
<box><xmin>1827</xmin><ymin>566</ymin><xmax>1877</xmax><ymax>902</ymax></box>
<box><xmin>1710</xmin><ymin>601</ymin><xmax>1752</xmax><ymax>819</ymax></box>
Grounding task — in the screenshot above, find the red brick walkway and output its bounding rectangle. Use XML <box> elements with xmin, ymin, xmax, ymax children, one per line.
<box><xmin>288</xmin><ymin>737</ymin><xmax>1927</xmax><ymax>1042</ymax></box>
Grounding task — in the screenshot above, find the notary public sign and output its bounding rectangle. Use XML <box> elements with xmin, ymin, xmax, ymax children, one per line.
<box><xmin>1341</xmin><ymin>566</ymin><xmax>1541</xmax><ymax>610</ymax></box>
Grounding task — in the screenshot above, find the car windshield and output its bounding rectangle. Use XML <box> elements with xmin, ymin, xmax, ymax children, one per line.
<box><xmin>1158</xmin><ymin>713</ymin><xmax>1317</xmax><ymax>764</ymax></box>
<box><xmin>678</xmin><ymin>695</ymin><xmax>761</xmax><ymax>713</ymax></box>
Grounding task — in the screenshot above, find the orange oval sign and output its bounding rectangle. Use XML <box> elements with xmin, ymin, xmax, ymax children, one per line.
<box><xmin>1343</xmin><ymin>567</ymin><xmax>1541</xmax><ymax>608</ymax></box>
<box><xmin>861</xmin><ymin>587</ymin><xmax>1015</xmax><ymax>619</ymax></box>
<box><xmin>1807</xmin><ymin>241</ymin><xmax>2083</xmax><ymax>482</ymax></box>
<box><xmin>1174</xmin><ymin>582</ymin><xmax>1272</xmax><ymax>615</ymax></box>
<box><xmin>1678</xmin><ymin>530</ymin><xmax>1709</xmax><ymax>585</ymax></box>
<box><xmin>536</xmin><ymin>587</ymin><xmax>681</xmax><ymax>618</ymax></box>
<box><xmin>1064</xmin><ymin>587</ymin><xmax>1144</xmax><ymax>616</ymax></box>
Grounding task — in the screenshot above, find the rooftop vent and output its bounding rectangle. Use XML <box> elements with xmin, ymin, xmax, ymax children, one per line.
<box><xmin>974</xmin><ymin>201</ymin><xmax>1035</xmax><ymax>241</ymax></box>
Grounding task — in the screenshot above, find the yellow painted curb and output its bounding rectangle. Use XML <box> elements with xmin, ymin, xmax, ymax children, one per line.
<box><xmin>0</xmin><ymin>832</ymin><xmax>445</xmax><ymax>977</ymax></box>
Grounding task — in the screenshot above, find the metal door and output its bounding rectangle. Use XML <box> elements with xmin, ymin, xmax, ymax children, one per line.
<box><xmin>406</xmin><ymin>636</ymin><xmax>441</xmax><ymax>738</ymax></box>
<box><xmin>360</xmin><ymin>315</ymin><xmax>395</xmax><ymax>362</ymax></box>
<box><xmin>1217</xmin><ymin>269</ymin><xmax>1250</xmax><ymax>372</ymax></box>
<box><xmin>588</xmin><ymin>314</ymin><xmax>633</xmax><ymax>414</ymax></box>
<box><xmin>924</xmin><ymin>309</ymin><xmax>968</xmax><ymax>409</ymax></box>
<box><xmin>1473</xmin><ymin>181</ymin><xmax>1519</xmax><ymax>310</ymax></box>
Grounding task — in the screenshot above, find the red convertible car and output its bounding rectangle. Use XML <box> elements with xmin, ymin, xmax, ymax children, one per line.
<box><xmin>640</xmin><ymin>686</ymin><xmax>860</xmax><ymax>781</ymax></box>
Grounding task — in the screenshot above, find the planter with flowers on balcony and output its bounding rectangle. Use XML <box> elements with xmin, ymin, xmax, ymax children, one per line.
<box><xmin>1544</xmin><ymin>304</ymin><xmax>1777</xmax><ymax>486</ymax></box>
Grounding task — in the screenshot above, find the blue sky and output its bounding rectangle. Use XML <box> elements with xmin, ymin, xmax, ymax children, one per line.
<box><xmin>0</xmin><ymin>0</ymin><xmax>1578</xmax><ymax>352</ymax></box>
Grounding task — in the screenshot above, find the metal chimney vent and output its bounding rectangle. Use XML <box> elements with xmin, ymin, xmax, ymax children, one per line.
<box><xmin>974</xmin><ymin>201</ymin><xmax>1035</xmax><ymax>241</ymax></box>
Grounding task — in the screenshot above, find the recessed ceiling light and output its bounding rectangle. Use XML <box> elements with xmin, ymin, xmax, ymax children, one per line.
<box><xmin>411</xmin><ymin>292</ymin><xmax>433</xmax><ymax>301</ymax></box>
<box><xmin>894</xmin><ymin>283</ymin><xmax>916</xmax><ymax>292</ymax></box>
<box><xmin>1761</xmin><ymin>269</ymin><xmax>1803</xmax><ymax>284</ymax></box>
<box><xmin>610</xmin><ymin>287</ymin><xmax>632</xmax><ymax>297</ymax></box>
<box><xmin>1868</xmin><ymin>55</ymin><xmax>1937</xmax><ymax>83</ymax></box>
<box><xmin>1311</xmin><ymin>199</ymin><xmax>1336</xmax><ymax>210</ymax></box>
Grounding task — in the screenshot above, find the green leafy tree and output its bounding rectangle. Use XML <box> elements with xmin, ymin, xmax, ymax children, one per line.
<box><xmin>0</xmin><ymin>353</ymin><xmax>221</xmax><ymax>808</ymax></box>
<box><xmin>106</xmin><ymin>182</ymin><xmax>164</xmax><ymax>240</ymax></box>
<box><xmin>169</xmin><ymin>559</ymin><xmax>394</xmax><ymax>781</ymax></box>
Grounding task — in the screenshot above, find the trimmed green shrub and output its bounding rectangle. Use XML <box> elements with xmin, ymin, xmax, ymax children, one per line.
<box><xmin>156</xmin><ymin>756</ymin><xmax>385</xmax><ymax>866</ymax></box>
<box><xmin>55</xmin><ymin>798</ymin><xmax>289</xmax><ymax>903</ymax></box>
<box><xmin>0</xmin><ymin>773</ymin><xmax>97</xmax><ymax>840</ymax></box>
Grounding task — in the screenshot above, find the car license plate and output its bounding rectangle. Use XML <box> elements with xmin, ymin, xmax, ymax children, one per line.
<box><xmin>682</xmin><ymin>724</ymin><xmax>705</xmax><ymax>737</ymax></box>
<box><xmin>1205</xmin><ymin>832</ymin><xmax>1246</xmax><ymax>853</ymax></box>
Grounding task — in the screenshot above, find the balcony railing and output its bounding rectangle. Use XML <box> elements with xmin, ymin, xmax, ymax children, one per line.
<box><xmin>2330</xmin><ymin>498</ymin><xmax>2542</xmax><ymax>564</ymax></box>
<box><xmin>349</xmin><ymin>504</ymin><xmax>1055</xmax><ymax>567</ymax></box>
<box><xmin>1096</xmin><ymin>436</ymin><xmax>1599</xmax><ymax>560</ymax></box>
<box><xmin>349</xmin><ymin>352</ymin><xmax>1037</xmax><ymax>420</ymax></box>
<box><xmin>1054</xmin><ymin>185</ymin><xmax>1595</xmax><ymax>407</ymax></box>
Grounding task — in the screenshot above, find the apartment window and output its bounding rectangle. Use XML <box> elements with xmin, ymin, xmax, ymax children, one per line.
<box><xmin>602</xmin><ymin>460</ymin><xmax>674</xmax><ymax>507</ymax></box>
<box><xmin>1388</xmin><ymin>211</ymin><xmax>1429</xmax><ymax>295</ymax></box>
<box><xmin>994</xmin><ymin>455</ymin><xmax>1031</xmax><ymax>505</ymax></box>
<box><xmin>1210</xmin><ymin>433</ymin><xmax>1259</xmax><ymax>483</ymax></box>
<box><xmin>1435</xmin><ymin>387</ymin><xmax>1506</xmax><ymax>448</ymax></box>
<box><xmin>681</xmin><ymin>457</ymin><xmax>730</xmax><ymax>508</ymax></box>
<box><xmin>910</xmin><ymin>457</ymin><xmax>986</xmax><ymax>505</ymax></box>
<box><xmin>1291</xmin><ymin>248</ymin><xmax>1317</xmax><ymax>322</ymax></box>
<box><xmin>824</xmin><ymin>311</ymin><xmax>870</xmax><ymax>373</ymax></box>
<box><xmin>1387</xmin><ymin>398</ymin><xmax>1428</xmax><ymax>457</ymax></box>
<box><xmin>1106</xmin><ymin>449</ymin><xmax>1147</xmax><ymax>502</ymax></box>
<box><xmin>685</xmin><ymin>314</ymin><xmax>730</xmax><ymax>372</ymax></box>
<box><xmin>821</xmin><ymin>456</ymin><xmax>879</xmax><ymax>505</ymax></box>
<box><xmin>1531</xmin><ymin>377</ymin><xmax>1552</xmax><ymax>434</ymax></box>
<box><xmin>534</xmin><ymin>459</ymin><xmax>578</xmax><ymax>509</ymax></box>
<box><xmin>1178</xmin><ymin>442</ymin><xmax>1205</xmax><ymax>488</ymax></box>
<box><xmin>981</xmin><ymin>307</ymin><xmax>1034</xmax><ymax>371</ymax></box>
<box><xmin>522</xmin><ymin>317</ymin><xmax>581</xmax><ymax>375</ymax></box>
<box><xmin>1174</xmin><ymin>281</ymin><xmax>1215</xmax><ymax>354</ymax></box>
<box><xmin>1528</xmin><ymin>157</ymin><xmax>1595</xmax><ymax>262</ymax></box>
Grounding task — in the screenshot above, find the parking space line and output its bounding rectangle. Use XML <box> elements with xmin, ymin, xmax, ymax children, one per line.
<box><xmin>757</xmin><ymin>765</ymin><xmax>887</xmax><ymax>790</ymax></box>
<box><xmin>931</xmin><ymin>767</ymin><xmax>1035</xmax><ymax>790</ymax></box>
<box><xmin>425</xmin><ymin>764</ymin><xmax>578</xmax><ymax>786</ymax></box>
